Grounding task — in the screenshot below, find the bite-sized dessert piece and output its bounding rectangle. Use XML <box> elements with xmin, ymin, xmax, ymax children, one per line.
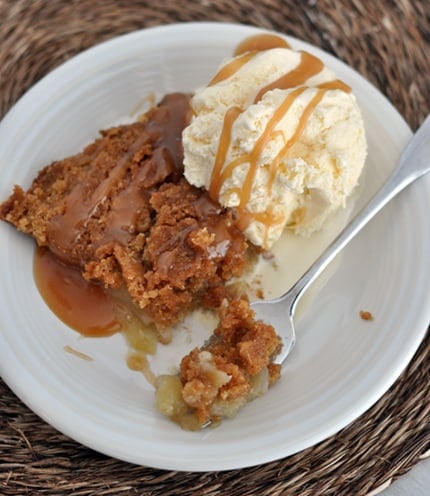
<box><xmin>0</xmin><ymin>93</ymin><xmax>248</xmax><ymax>329</ymax></box>
<box><xmin>155</xmin><ymin>298</ymin><xmax>281</xmax><ymax>429</ymax></box>
<box><xmin>183</xmin><ymin>41</ymin><xmax>367</xmax><ymax>249</ymax></box>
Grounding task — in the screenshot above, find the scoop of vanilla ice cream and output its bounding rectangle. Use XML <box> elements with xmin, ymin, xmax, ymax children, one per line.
<box><xmin>183</xmin><ymin>46</ymin><xmax>367</xmax><ymax>249</ymax></box>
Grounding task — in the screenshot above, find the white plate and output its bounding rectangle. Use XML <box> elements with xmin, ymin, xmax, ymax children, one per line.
<box><xmin>0</xmin><ymin>22</ymin><xmax>429</xmax><ymax>472</ymax></box>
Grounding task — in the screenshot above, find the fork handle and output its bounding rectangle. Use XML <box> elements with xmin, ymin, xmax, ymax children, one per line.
<box><xmin>284</xmin><ymin>115</ymin><xmax>430</xmax><ymax>315</ymax></box>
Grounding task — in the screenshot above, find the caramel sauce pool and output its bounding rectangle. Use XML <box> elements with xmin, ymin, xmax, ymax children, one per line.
<box><xmin>34</xmin><ymin>247</ymin><xmax>159</xmax><ymax>382</ymax></box>
<box><xmin>34</xmin><ymin>247</ymin><xmax>120</xmax><ymax>337</ymax></box>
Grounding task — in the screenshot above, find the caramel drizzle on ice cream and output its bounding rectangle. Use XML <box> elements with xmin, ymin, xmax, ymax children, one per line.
<box><xmin>253</xmin><ymin>51</ymin><xmax>324</xmax><ymax>103</ymax></box>
<box><xmin>210</xmin><ymin>34</ymin><xmax>291</xmax><ymax>86</ymax></box>
<box><xmin>234</xmin><ymin>33</ymin><xmax>291</xmax><ymax>55</ymax></box>
<box><xmin>208</xmin><ymin>36</ymin><xmax>351</xmax><ymax>242</ymax></box>
<box><xmin>209</xmin><ymin>52</ymin><xmax>256</xmax><ymax>86</ymax></box>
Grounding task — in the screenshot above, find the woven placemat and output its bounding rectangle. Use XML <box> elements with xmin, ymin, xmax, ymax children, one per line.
<box><xmin>0</xmin><ymin>1</ymin><xmax>429</xmax><ymax>494</ymax></box>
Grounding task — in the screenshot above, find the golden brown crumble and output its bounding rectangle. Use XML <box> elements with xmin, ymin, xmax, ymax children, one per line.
<box><xmin>156</xmin><ymin>299</ymin><xmax>281</xmax><ymax>428</ymax></box>
<box><xmin>0</xmin><ymin>94</ymin><xmax>248</xmax><ymax>329</ymax></box>
<box><xmin>360</xmin><ymin>310</ymin><xmax>374</xmax><ymax>321</ymax></box>
<box><xmin>1</xmin><ymin>93</ymin><xmax>283</xmax><ymax>429</ymax></box>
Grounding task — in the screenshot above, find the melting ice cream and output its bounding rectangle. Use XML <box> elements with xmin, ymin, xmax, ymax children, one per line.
<box><xmin>183</xmin><ymin>35</ymin><xmax>367</xmax><ymax>249</ymax></box>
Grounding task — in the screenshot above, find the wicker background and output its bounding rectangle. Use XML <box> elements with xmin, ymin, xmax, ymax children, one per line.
<box><xmin>0</xmin><ymin>1</ymin><xmax>429</xmax><ymax>495</ymax></box>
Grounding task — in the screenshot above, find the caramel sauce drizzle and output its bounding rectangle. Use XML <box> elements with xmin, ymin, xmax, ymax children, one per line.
<box><xmin>317</xmin><ymin>79</ymin><xmax>351</xmax><ymax>92</ymax></box>
<box><xmin>267</xmin><ymin>89</ymin><xmax>325</xmax><ymax>192</ymax></box>
<box><xmin>209</xmin><ymin>106</ymin><xmax>242</xmax><ymax>199</ymax></box>
<box><xmin>208</xmin><ymin>37</ymin><xmax>352</xmax><ymax>240</ymax></box>
<box><xmin>234</xmin><ymin>33</ymin><xmax>291</xmax><ymax>55</ymax></box>
<box><xmin>253</xmin><ymin>51</ymin><xmax>324</xmax><ymax>103</ymax></box>
<box><xmin>47</xmin><ymin>94</ymin><xmax>189</xmax><ymax>265</ymax></box>
<box><xmin>48</xmin><ymin>132</ymin><xmax>150</xmax><ymax>263</ymax></box>
<box><xmin>211</xmin><ymin>86</ymin><xmax>307</xmax><ymax>201</ymax></box>
<box><xmin>209</xmin><ymin>52</ymin><xmax>256</xmax><ymax>86</ymax></box>
<box><xmin>210</xmin><ymin>34</ymin><xmax>291</xmax><ymax>87</ymax></box>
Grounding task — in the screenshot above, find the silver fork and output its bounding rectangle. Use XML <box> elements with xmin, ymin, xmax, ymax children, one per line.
<box><xmin>251</xmin><ymin>115</ymin><xmax>430</xmax><ymax>364</ymax></box>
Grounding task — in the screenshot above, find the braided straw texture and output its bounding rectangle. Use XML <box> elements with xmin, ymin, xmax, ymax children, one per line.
<box><xmin>0</xmin><ymin>1</ymin><xmax>429</xmax><ymax>495</ymax></box>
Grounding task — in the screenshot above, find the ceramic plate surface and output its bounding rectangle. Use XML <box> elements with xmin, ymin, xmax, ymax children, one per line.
<box><xmin>1</xmin><ymin>22</ymin><xmax>429</xmax><ymax>472</ymax></box>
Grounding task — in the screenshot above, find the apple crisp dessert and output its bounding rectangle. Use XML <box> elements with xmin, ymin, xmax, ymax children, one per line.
<box><xmin>0</xmin><ymin>92</ymin><xmax>282</xmax><ymax>429</ymax></box>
